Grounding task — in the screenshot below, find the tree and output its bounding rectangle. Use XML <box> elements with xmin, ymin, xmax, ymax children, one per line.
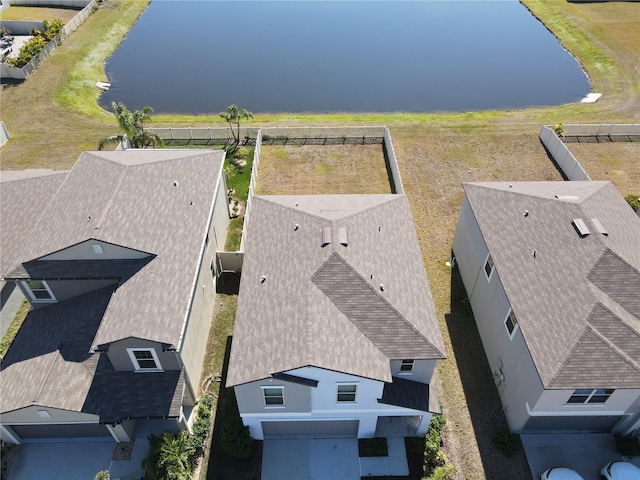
<box><xmin>98</xmin><ymin>102</ymin><xmax>163</xmax><ymax>150</ymax></box>
<box><xmin>219</xmin><ymin>104</ymin><xmax>253</xmax><ymax>153</ymax></box>
<box><xmin>142</xmin><ymin>431</ymin><xmax>194</xmax><ymax>480</ymax></box>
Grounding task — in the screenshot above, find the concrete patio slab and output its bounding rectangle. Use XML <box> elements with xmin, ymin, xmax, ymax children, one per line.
<box><xmin>8</xmin><ymin>437</ymin><xmax>149</xmax><ymax>480</ymax></box>
<box><xmin>521</xmin><ymin>433</ymin><xmax>640</xmax><ymax>480</ymax></box>
<box><xmin>262</xmin><ymin>438</ymin><xmax>360</xmax><ymax>480</ymax></box>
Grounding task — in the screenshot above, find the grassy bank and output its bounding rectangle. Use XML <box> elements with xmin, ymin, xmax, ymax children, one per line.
<box><xmin>2</xmin><ymin>1</ymin><xmax>638</xmax><ymax>171</ymax></box>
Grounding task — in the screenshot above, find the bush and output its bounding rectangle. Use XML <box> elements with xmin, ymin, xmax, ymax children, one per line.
<box><xmin>423</xmin><ymin>464</ymin><xmax>456</xmax><ymax>480</ymax></box>
<box><xmin>6</xmin><ymin>20</ymin><xmax>64</xmax><ymax>68</ymax></box>
<box><xmin>142</xmin><ymin>431</ymin><xmax>194</xmax><ymax>480</ymax></box>
<box><xmin>94</xmin><ymin>471</ymin><xmax>110</xmax><ymax>480</ymax></box>
<box><xmin>220</xmin><ymin>416</ymin><xmax>253</xmax><ymax>459</ymax></box>
<box><xmin>625</xmin><ymin>194</ymin><xmax>640</xmax><ymax>212</ymax></box>
<box><xmin>614</xmin><ymin>433</ymin><xmax>640</xmax><ymax>456</ymax></box>
<box><xmin>492</xmin><ymin>427</ymin><xmax>521</xmax><ymax>455</ymax></box>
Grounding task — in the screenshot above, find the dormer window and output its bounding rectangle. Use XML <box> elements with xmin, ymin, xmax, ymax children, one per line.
<box><xmin>127</xmin><ymin>348</ymin><xmax>162</xmax><ymax>372</ymax></box>
<box><xmin>400</xmin><ymin>359</ymin><xmax>414</xmax><ymax>373</ymax></box>
<box><xmin>22</xmin><ymin>279</ymin><xmax>56</xmax><ymax>303</ymax></box>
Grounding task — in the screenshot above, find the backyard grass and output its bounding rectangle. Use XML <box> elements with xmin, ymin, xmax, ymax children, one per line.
<box><xmin>0</xmin><ymin>301</ymin><xmax>29</xmax><ymax>359</ymax></box>
<box><xmin>256</xmin><ymin>144</ymin><xmax>390</xmax><ymax>195</ymax></box>
<box><xmin>1</xmin><ymin>1</ymin><xmax>639</xmax><ymax>479</ymax></box>
<box><xmin>0</xmin><ymin>6</ymin><xmax>81</xmax><ymax>23</ymax></box>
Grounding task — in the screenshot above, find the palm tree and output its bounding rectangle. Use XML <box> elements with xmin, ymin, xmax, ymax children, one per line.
<box><xmin>98</xmin><ymin>102</ymin><xmax>163</xmax><ymax>150</ymax></box>
<box><xmin>219</xmin><ymin>104</ymin><xmax>253</xmax><ymax>153</ymax></box>
<box><xmin>142</xmin><ymin>431</ymin><xmax>194</xmax><ymax>480</ymax></box>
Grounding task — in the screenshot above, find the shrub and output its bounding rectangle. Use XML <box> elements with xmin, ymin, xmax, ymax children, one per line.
<box><xmin>7</xmin><ymin>20</ymin><xmax>64</xmax><ymax>68</ymax></box>
<box><xmin>142</xmin><ymin>431</ymin><xmax>194</xmax><ymax>480</ymax></box>
<box><xmin>220</xmin><ymin>416</ymin><xmax>253</xmax><ymax>459</ymax></box>
<box><xmin>94</xmin><ymin>471</ymin><xmax>110</xmax><ymax>480</ymax></box>
<box><xmin>625</xmin><ymin>194</ymin><xmax>640</xmax><ymax>212</ymax></box>
<box><xmin>423</xmin><ymin>464</ymin><xmax>456</xmax><ymax>480</ymax></box>
<box><xmin>614</xmin><ymin>433</ymin><xmax>640</xmax><ymax>456</ymax></box>
<box><xmin>492</xmin><ymin>427</ymin><xmax>521</xmax><ymax>455</ymax></box>
<box><xmin>552</xmin><ymin>122</ymin><xmax>565</xmax><ymax>137</ymax></box>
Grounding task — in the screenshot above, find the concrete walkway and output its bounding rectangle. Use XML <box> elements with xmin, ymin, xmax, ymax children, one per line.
<box><xmin>8</xmin><ymin>438</ymin><xmax>148</xmax><ymax>480</ymax></box>
<box><xmin>262</xmin><ymin>438</ymin><xmax>361</xmax><ymax>480</ymax></box>
<box><xmin>0</xmin><ymin>284</ymin><xmax>24</xmax><ymax>339</ymax></box>
<box><xmin>360</xmin><ymin>437</ymin><xmax>409</xmax><ymax>477</ymax></box>
<box><xmin>262</xmin><ymin>437</ymin><xmax>410</xmax><ymax>480</ymax></box>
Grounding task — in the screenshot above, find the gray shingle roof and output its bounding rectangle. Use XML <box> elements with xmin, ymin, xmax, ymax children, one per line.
<box><xmin>5</xmin><ymin>150</ymin><xmax>225</xmax><ymax>349</ymax></box>
<box><xmin>226</xmin><ymin>194</ymin><xmax>445</xmax><ymax>387</ymax></box>
<box><xmin>462</xmin><ymin>181</ymin><xmax>640</xmax><ymax>389</ymax></box>
<box><xmin>0</xmin><ymin>286</ymin><xmax>183</xmax><ymax>418</ymax></box>
<box><xmin>0</xmin><ymin>170</ymin><xmax>68</xmax><ymax>282</ymax></box>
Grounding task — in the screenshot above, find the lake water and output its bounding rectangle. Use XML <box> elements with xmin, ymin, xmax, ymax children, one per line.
<box><xmin>99</xmin><ymin>0</ymin><xmax>591</xmax><ymax>114</ymax></box>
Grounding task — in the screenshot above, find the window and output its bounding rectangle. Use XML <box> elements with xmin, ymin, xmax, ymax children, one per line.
<box><xmin>567</xmin><ymin>389</ymin><xmax>614</xmax><ymax>404</ymax></box>
<box><xmin>337</xmin><ymin>384</ymin><xmax>357</xmax><ymax>402</ymax></box>
<box><xmin>505</xmin><ymin>309</ymin><xmax>518</xmax><ymax>337</ymax></box>
<box><xmin>400</xmin><ymin>359</ymin><xmax>414</xmax><ymax>373</ymax></box>
<box><xmin>484</xmin><ymin>254</ymin><xmax>494</xmax><ymax>279</ymax></box>
<box><xmin>22</xmin><ymin>279</ymin><xmax>56</xmax><ymax>302</ymax></box>
<box><xmin>127</xmin><ymin>348</ymin><xmax>162</xmax><ymax>371</ymax></box>
<box><xmin>263</xmin><ymin>387</ymin><xmax>284</xmax><ymax>406</ymax></box>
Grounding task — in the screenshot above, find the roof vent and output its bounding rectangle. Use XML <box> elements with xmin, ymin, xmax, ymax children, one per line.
<box><xmin>338</xmin><ymin>227</ymin><xmax>348</xmax><ymax>246</ymax></box>
<box><xmin>321</xmin><ymin>227</ymin><xmax>331</xmax><ymax>247</ymax></box>
<box><xmin>294</xmin><ymin>224</ymin><xmax>299</xmax><ymax>231</ymax></box>
<box><xmin>173</xmin><ymin>181</ymin><xmax>179</xmax><ymax>187</ymax></box>
<box><xmin>591</xmin><ymin>218</ymin><xmax>608</xmax><ymax>236</ymax></box>
<box><xmin>572</xmin><ymin>218</ymin><xmax>590</xmax><ymax>238</ymax></box>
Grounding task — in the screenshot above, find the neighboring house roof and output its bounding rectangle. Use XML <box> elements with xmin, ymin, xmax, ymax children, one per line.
<box><xmin>462</xmin><ymin>181</ymin><xmax>640</xmax><ymax>389</ymax></box>
<box><xmin>227</xmin><ymin>194</ymin><xmax>445</xmax><ymax>387</ymax></box>
<box><xmin>0</xmin><ymin>169</ymin><xmax>68</xmax><ymax>286</ymax></box>
<box><xmin>0</xmin><ymin>286</ymin><xmax>183</xmax><ymax>418</ymax></box>
<box><xmin>3</xmin><ymin>149</ymin><xmax>226</xmax><ymax>349</ymax></box>
<box><xmin>0</xmin><ymin>150</ymin><xmax>224</xmax><ymax>418</ymax></box>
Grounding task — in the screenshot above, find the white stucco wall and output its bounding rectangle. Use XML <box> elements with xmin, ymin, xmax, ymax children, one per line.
<box><xmin>238</xmin><ymin>366</ymin><xmax>434</xmax><ymax>439</ymax></box>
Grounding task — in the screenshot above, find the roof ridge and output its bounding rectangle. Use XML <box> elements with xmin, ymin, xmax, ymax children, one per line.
<box><xmin>313</xmin><ymin>252</ymin><xmax>442</xmax><ymax>358</ymax></box>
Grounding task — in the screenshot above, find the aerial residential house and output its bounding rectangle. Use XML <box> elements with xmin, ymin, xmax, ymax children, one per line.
<box><xmin>226</xmin><ymin>194</ymin><xmax>446</xmax><ymax>440</ymax></box>
<box><xmin>0</xmin><ymin>149</ymin><xmax>229</xmax><ymax>444</ymax></box>
<box><xmin>452</xmin><ymin>181</ymin><xmax>640</xmax><ymax>434</ymax></box>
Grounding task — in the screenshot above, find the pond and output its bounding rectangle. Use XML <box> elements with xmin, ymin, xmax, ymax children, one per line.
<box><xmin>99</xmin><ymin>0</ymin><xmax>591</xmax><ymax>114</ymax></box>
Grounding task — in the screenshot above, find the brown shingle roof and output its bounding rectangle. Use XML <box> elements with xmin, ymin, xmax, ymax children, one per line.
<box><xmin>462</xmin><ymin>181</ymin><xmax>640</xmax><ymax>389</ymax></box>
<box><xmin>226</xmin><ymin>194</ymin><xmax>445</xmax><ymax>387</ymax></box>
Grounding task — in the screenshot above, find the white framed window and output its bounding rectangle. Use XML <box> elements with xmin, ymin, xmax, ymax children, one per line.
<box><xmin>22</xmin><ymin>279</ymin><xmax>56</xmax><ymax>303</ymax></box>
<box><xmin>127</xmin><ymin>348</ymin><xmax>162</xmax><ymax>372</ymax></box>
<box><xmin>262</xmin><ymin>386</ymin><xmax>284</xmax><ymax>406</ymax></box>
<box><xmin>566</xmin><ymin>389</ymin><xmax>614</xmax><ymax>405</ymax></box>
<box><xmin>484</xmin><ymin>254</ymin><xmax>494</xmax><ymax>280</ymax></box>
<box><xmin>504</xmin><ymin>309</ymin><xmax>518</xmax><ymax>338</ymax></box>
<box><xmin>337</xmin><ymin>384</ymin><xmax>357</xmax><ymax>403</ymax></box>
<box><xmin>399</xmin><ymin>359</ymin><xmax>414</xmax><ymax>373</ymax></box>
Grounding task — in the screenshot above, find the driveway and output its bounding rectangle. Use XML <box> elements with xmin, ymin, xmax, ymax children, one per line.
<box><xmin>262</xmin><ymin>438</ymin><xmax>360</xmax><ymax>480</ymax></box>
<box><xmin>7</xmin><ymin>438</ymin><xmax>148</xmax><ymax>480</ymax></box>
<box><xmin>522</xmin><ymin>433</ymin><xmax>640</xmax><ymax>480</ymax></box>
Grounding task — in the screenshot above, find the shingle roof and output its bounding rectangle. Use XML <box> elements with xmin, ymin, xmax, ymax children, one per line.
<box><xmin>4</xmin><ymin>150</ymin><xmax>225</xmax><ymax>349</ymax></box>
<box><xmin>462</xmin><ymin>181</ymin><xmax>640</xmax><ymax>389</ymax></box>
<box><xmin>0</xmin><ymin>170</ymin><xmax>68</xmax><ymax>282</ymax></box>
<box><xmin>226</xmin><ymin>194</ymin><xmax>445</xmax><ymax>387</ymax></box>
<box><xmin>0</xmin><ymin>286</ymin><xmax>183</xmax><ymax>418</ymax></box>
